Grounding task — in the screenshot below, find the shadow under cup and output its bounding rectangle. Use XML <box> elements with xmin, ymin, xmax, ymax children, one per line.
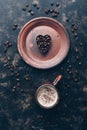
<box><xmin>35</xmin><ymin>84</ymin><xmax>59</xmax><ymax>109</ymax></box>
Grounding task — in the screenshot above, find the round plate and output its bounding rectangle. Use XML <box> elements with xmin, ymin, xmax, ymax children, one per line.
<box><xmin>18</xmin><ymin>17</ymin><xmax>70</xmax><ymax>69</ymax></box>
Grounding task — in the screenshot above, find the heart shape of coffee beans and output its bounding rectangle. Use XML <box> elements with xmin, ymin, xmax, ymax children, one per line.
<box><xmin>36</xmin><ymin>35</ymin><xmax>52</xmax><ymax>55</ymax></box>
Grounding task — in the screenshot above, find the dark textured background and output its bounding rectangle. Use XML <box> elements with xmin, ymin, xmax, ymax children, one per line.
<box><xmin>0</xmin><ymin>0</ymin><xmax>87</xmax><ymax>130</ymax></box>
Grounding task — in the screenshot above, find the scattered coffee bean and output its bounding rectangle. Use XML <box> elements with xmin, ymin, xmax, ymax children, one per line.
<box><xmin>79</xmin><ymin>62</ymin><xmax>82</xmax><ymax>65</ymax></box>
<box><xmin>14</xmin><ymin>24</ymin><xmax>18</xmax><ymax>28</ymax></box>
<box><xmin>10</xmin><ymin>67</ymin><xmax>14</xmax><ymax>71</ymax></box>
<box><xmin>7</xmin><ymin>56</ymin><xmax>11</xmax><ymax>61</ymax></box>
<box><xmin>50</xmin><ymin>9</ymin><xmax>53</xmax><ymax>13</ymax></box>
<box><xmin>12</xmin><ymin>24</ymin><xmax>18</xmax><ymax>30</ymax></box>
<box><xmin>30</xmin><ymin>11</ymin><xmax>35</xmax><ymax>15</ymax></box>
<box><xmin>74</xmin><ymin>78</ymin><xmax>78</xmax><ymax>82</ymax></box>
<box><xmin>73</xmin><ymin>24</ymin><xmax>78</xmax><ymax>30</ymax></box>
<box><xmin>67</xmin><ymin>60</ymin><xmax>70</xmax><ymax>63</ymax></box>
<box><xmin>52</xmin><ymin>13</ymin><xmax>58</xmax><ymax>17</ymax></box>
<box><xmin>71</xmin><ymin>23</ymin><xmax>75</xmax><ymax>26</ymax></box>
<box><xmin>74</xmin><ymin>32</ymin><xmax>78</xmax><ymax>37</ymax></box>
<box><xmin>71</xmin><ymin>28</ymin><xmax>75</xmax><ymax>33</ymax></box>
<box><xmin>51</xmin><ymin>2</ymin><xmax>54</xmax><ymax>6</ymax></box>
<box><xmin>12</xmin><ymin>88</ymin><xmax>16</xmax><ymax>92</ymax></box>
<box><xmin>4</xmin><ymin>41</ymin><xmax>10</xmax><ymax>46</ymax></box>
<box><xmin>75</xmin><ymin>70</ymin><xmax>78</xmax><ymax>74</ymax></box>
<box><xmin>28</xmin><ymin>9</ymin><xmax>32</xmax><ymax>13</ymax></box>
<box><xmin>15</xmin><ymin>72</ymin><xmax>20</xmax><ymax>77</ymax></box>
<box><xmin>69</xmin><ymin>65</ymin><xmax>72</xmax><ymax>68</ymax></box>
<box><xmin>76</xmin><ymin>55</ymin><xmax>80</xmax><ymax>60</ymax></box>
<box><xmin>24</xmin><ymin>74</ymin><xmax>31</xmax><ymax>81</ymax></box>
<box><xmin>3</xmin><ymin>59</ymin><xmax>8</xmax><ymax>64</ymax></box>
<box><xmin>45</xmin><ymin>9</ymin><xmax>50</xmax><ymax>14</ymax></box>
<box><xmin>69</xmin><ymin>71</ymin><xmax>72</xmax><ymax>74</ymax></box>
<box><xmin>25</xmin><ymin>4</ymin><xmax>29</xmax><ymax>8</ymax></box>
<box><xmin>75</xmin><ymin>48</ymin><xmax>79</xmax><ymax>53</ymax></box>
<box><xmin>53</xmin><ymin>8</ymin><xmax>59</xmax><ymax>13</ymax></box>
<box><xmin>56</xmin><ymin>2</ymin><xmax>59</xmax><ymax>7</ymax></box>
<box><xmin>16</xmin><ymin>78</ymin><xmax>20</xmax><ymax>81</ymax></box>
<box><xmin>12</xmin><ymin>86</ymin><xmax>16</xmax><ymax>91</ymax></box>
<box><xmin>33</xmin><ymin>2</ymin><xmax>37</xmax><ymax>7</ymax></box>
<box><xmin>4</xmin><ymin>48</ymin><xmax>7</xmax><ymax>53</ymax></box>
<box><xmin>80</xmin><ymin>42</ymin><xmax>83</xmax><ymax>47</ymax></box>
<box><xmin>67</xmin><ymin>68</ymin><xmax>69</xmax><ymax>72</ymax></box>
<box><xmin>37</xmin><ymin>6</ymin><xmax>40</xmax><ymax>9</ymax></box>
<box><xmin>4</xmin><ymin>41</ymin><xmax>12</xmax><ymax>49</ymax></box>
<box><xmin>66</xmin><ymin>19</ymin><xmax>69</xmax><ymax>22</ymax></box>
<box><xmin>22</xmin><ymin>7</ymin><xmax>26</xmax><ymax>11</ymax></box>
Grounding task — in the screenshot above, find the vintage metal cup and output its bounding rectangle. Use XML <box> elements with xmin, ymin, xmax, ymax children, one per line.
<box><xmin>35</xmin><ymin>75</ymin><xmax>62</xmax><ymax>109</ymax></box>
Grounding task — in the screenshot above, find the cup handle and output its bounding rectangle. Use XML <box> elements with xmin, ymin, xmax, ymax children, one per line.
<box><xmin>52</xmin><ymin>75</ymin><xmax>62</xmax><ymax>86</ymax></box>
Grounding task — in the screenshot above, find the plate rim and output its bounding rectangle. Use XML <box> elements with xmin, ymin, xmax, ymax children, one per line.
<box><xmin>17</xmin><ymin>17</ymin><xmax>70</xmax><ymax>69</ymax></box>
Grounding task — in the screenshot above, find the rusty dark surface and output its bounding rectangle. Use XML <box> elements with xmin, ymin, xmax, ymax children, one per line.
<box><xmin>0</xmin><ymin>0</ymin><xmax>87</xmax><ymax>130</ymax></box>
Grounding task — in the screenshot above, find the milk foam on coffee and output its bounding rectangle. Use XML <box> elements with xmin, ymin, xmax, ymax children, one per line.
<box><xmin>37</xmin><ymin>85</ymin><xmax>58</xmax><ymax>108</ymax></box>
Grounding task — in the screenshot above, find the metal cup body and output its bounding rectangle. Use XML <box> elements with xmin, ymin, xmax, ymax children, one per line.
<box><xmin>35</xmin><ymin>83</ymin><xmax>59</xmax><ymax>109</ymax></box>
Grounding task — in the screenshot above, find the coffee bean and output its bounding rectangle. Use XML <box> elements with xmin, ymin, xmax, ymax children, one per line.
<box><xmin>79</xmin><ymin>62</ymin><xmax>82</xmax><ymax>65</ymax></box>
<box><xmin>22</xmin><ymin>7</ymin><xmax>26</xmax><ymax>11</ymax></box>
<box><xmin>25</xmin><ymin>4</ymin><xmax>29</xmax><ymax>8</ymax></box>
<box><xmin>71</xmin><ymin>23</ymin><xmax>75</xmax><ymax>26</ymax></box>
<box><xmin>24</xmin><ymin>74</ymin><xmax>31</xmax><ymax>81</ymax></box>
<box><xmin>45</xmin><ymin>9</ymin><xmax>49</xmax><ymax>14</ymax></box>
<box><xmin>12</xmin><ymin>24</ymin><xmax>18</xmax><ymax>30</ymax></box>
<box><xmin>74</xmin><ymin>78</ymin><xmax>78</xmax><ymax>82</ymax></box>
<box><xmin>16</xmin><ymin>78</ymin><xmax>20</xmax><ymax>81</ymax></box>
<box><xmin>52</xmin><ymin>13</ymin><xmax>57</xmax><ymax>17</ymax></box>
<box><xmin>37</xmin><ymin>6</ymin><xmax>40</xmax><ymax>9</ymax></box>
<box><xmin>80</xmin><ymin>42</ymin><xmax>83</xmax><ymax>47</ymax></box>
<box><xmin>66</xmin><ymin>19</ymin><xmax>69</xmax><ymax>22</ymax></box>
<box><xmin>76</xmin><ymin>55</ymin><xmax>80</xmax><ymax>60</ymax></box>
<box><xmin>4</xmin><ymin>41</ymin><xmax>10</xmax><ymax>46</ymax></box>
<box><xmin>69</xmin><ymin>65</ymin><xmax>72</xmax><ymax>68</ymax></box>
<box><xmin>51</xmin><ymin>2</ymin><xmax>54</xmax><ymax>6</ymax></box>
<box><xmin>75</xmin><ymin>48</ymin><xmax>79</xmax><ymax>53</ymax></box>
<box><xmin>56</xmin><ymin>2</ymin><xmax>59</xmax><ymax>7</ymax></box>
<box><xmin>33</xmin><ymin>2</ymin><xmax>37</xmax><ymax>7</ymax></box>
<box><xmin>53</xmin><ymin>8</ymin><xmax>59</xmax><ymax>14</ymax></box>
<box><xmin>50</xmin><ymin>9</ymin><xmax>53</xmax><ymax>13</ymax></box>
<box><xmin>75</xmin><ymin>70</ymin><xmax>78</xmax><ymax>74</ymax></box>
<box><xmin>74</xmin><ymin>32</ymin><xmax>78</xmax><ymax>37</ymax></box>
<box><xmin>28</xmin><ymin>9</ymin><xmax>32</xmax><ymax>13</ymax></box>
<box><xmin>4</xmin><ymin>48</ymin><xmax>7</xmax><ymax>53</ymax></box>
<box><xmin>67</xmin><ymin>60</ymin><xmax>70</xmax><ymax>63</ymax></box>
<box><xmin>74</xmin><ymin>24</ymin><xmax>78</xmax><ymax>30</ymax></box>
<box><xmin>71</xmin><ymin>28</ymin><xmax>75</xmax><ymax>33</ymax></box>
<box><xmin>69</xmin><ymin>71</ymin><xmax>72</xmax><ymax>74</ymax></box>
<box><xmin>67</xmin><ymin>68</ymin><xmax>69</xmax><ymax>72</ymax></box>
<box><xmin>30</xmin><ymin>11</ymin><xmax>34</xmax><ymax>15</ymax></box>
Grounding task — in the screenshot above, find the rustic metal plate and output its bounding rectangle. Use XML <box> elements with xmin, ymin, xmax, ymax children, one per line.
<box><xmin>18</xmin><ymin>17</ymin><xmax>70</xmax><ymax>69</ymax></box>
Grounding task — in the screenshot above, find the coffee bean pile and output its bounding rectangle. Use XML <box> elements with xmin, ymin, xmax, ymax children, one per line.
<box><xmin>45</xmin><ymin>2</ymin><xmax>60</xmax><ymax>17</ymax></box>
<box><xmin>71</xmin><ymin>23</ymin><xmax>78</xmax><ymax>39</ymax></box>
<box><xmin>36</xmin><ymin>35</ymin><xmax>52</xmax><ymax>55</ymax></box>
<box><xmin>4</xmin><ymin>41</ymin><xmax>12</xmax><ymax>53</ymax></box>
